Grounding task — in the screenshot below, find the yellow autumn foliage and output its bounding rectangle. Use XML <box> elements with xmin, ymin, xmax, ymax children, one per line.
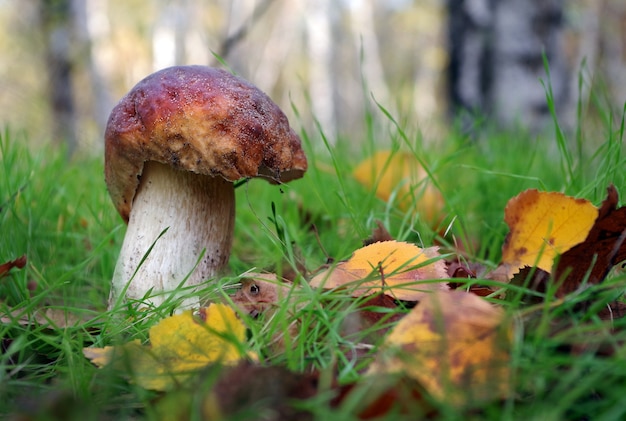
<box><xmin>83</xmin><ymin>303</ymin><xmax>250</xmax><ymax>391</ymax></box>
<box><xmin>368</xmin><ymin>291</ymin><xmax>511</xmax><ymax>406</ymax></box>
<box><xmin>310</xmin><ymin>240</ymin><xmax>449</xmax><ymax>301</ymax></box>
<box><xmin>353</xmin><ymin>151</ymin><xmax>444</xmax><ymax>225</ymax></box>
<box><xmin>501</xmin><ymin>189</ymin><xmax>598</xmax><ymax>277</ymax></box>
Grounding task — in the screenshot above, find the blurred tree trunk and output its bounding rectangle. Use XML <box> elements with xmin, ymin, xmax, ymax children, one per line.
<box><xmin>37</xmin><ymin>0</ymin><xmax>78</xmax><ymax>155</ymax></box>
<box><xmin>153</xmin><ymin>0</ymin><xmax>191</xmax><ymax>69</ymax></box>
<box><xmin>348</xmin><ymin>0</ymin><xmax>389</xmax><ymax>108</ymax></box>
<box><xmin>74</xmin><ymin>0</ymin><xmax>114</xmax><ymax>144</ymax></box>
<box><xmin>306</xmin><ymin>0</ymin><xmax>337</xmax><ymax>137</ymax></box>
<box><xmin>447</xmin><ymin>0</ymin><xmax>570</xmax><ymax>132</ymax></box>
<box><xmin>220</xmin><ymin>0</ymin><xmax>276</xmax><ymax>62</ymax></box>
<box><xmin>598</xmin><ymin>0</ymin><xmax>626</xmax><ymax>115</ymax></box>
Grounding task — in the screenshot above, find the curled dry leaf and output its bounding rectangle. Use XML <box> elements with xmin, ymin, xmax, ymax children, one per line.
<box><xmin>368</xmin><ymin>291</ymin><xmax>511</xmax><ymax>407</ymax></box>
<box><xmin>83</xmin><ymin>303</ymin><xmax>251</xmax><ymax>391</ymax></box>
<box><xmin>310</xmin><ymin>240</ymin><xmax>449</xmax><ymax>301</ymax></box>
<box><xmin>353</xmin><ymin>151</ymin><xmax>445</xmax><ymax>226</ymax></box>
<box><xmin>500</xmin><ymin>189</ymin><xmax>598</xmax><ymax>279</ymax></box>
<box><xmin>0</xmin><ymin>255</ymin><xmax>27</xmax><ymax>279</ymax></box>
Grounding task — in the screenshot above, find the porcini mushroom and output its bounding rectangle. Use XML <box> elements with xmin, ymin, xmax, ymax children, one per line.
<box><xmin>105</xmin><ymin>65</ymin><xmax>307</xmax><ymax>309</ymax></box>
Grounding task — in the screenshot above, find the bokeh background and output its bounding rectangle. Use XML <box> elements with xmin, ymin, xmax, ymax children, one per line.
<box><xmin>1</xmin><ymin>0</ymin><xmax>625</xmax><ymax>156</ymax></box>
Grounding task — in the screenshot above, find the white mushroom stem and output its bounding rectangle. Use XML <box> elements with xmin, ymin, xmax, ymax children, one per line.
<box><xmin>108</xmin><ymin>161</ymin><xmax>235</xmax><ymax>310</ymax></box>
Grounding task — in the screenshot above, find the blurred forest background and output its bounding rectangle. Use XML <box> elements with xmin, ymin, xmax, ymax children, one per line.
<box><xmin>1</xmin><ymin>0</ymin><xmax>625</xmax><ymax>157</ymax></box>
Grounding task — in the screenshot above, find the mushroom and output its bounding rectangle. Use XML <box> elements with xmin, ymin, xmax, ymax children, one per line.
<box><xmin>104</xmin><ymin>65</ymin><xmax>307</xmax><ymax>309</ymax></box>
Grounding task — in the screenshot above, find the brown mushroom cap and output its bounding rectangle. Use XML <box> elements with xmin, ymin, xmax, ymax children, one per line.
<box><xmin>105</xmin><ymin>65</ymin><xmax>307</xmax><ymax>222</ymax></box>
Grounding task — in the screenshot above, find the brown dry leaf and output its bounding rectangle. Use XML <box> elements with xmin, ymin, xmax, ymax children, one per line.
<box><xmin>363</xmin><ymin>220</ymin><xmax>395</xmax><ymax>246</ymax></box>
<box><xmin>447</xmin><ymin>259</ymin><xmax>499</xmax><ymax>297</ymax></box>
<box><xmin>553</xmin><ymin>185</ymin><xmax>626</xmax><ymax>297</ymax></box>
<box><xmin>0</xmin><ymin>307</ymin><xmax>94</xmax><ymax>329</ymax></box>
<box><xmin>597</xmin><ymin>301</ymin><xmax>626</xmax><ymax>321</ymax></box>
<box><xmin>500</xmin><ymin>189</ymin><xmax>598</xmax><ymax>278</ymax></box>
<box><xmin>209</xmin><ymin>362</ymin><xmax>319</xmax><ymax>420</ymax></box>
<box><xmin>339</xmin><ymin>293</ymin><xmax>406</xmax><ymax>347</ymax></box>
<box><xmin>154</xmin><ymin>362</ymin><xmax>320</xmax><ymax>421</ymax></box>
<box><xmin>508</xmin><ymin>266</ymin><xmax>551</xmax><ymax>304</ymax></box>
<box><xmin>0</xmin><ymin>255</ymin><xmax>27</xmax><ymax>279</ymax></box>
<box><xmin>332</xmin><ymin>375</ymin><xmax>431</xmax><ymax>419</ymax></box>
<box><xmin>356</xmin><ymin>293</ymin><xmax>403</xmax><ymax>328</ymax></box>
<box><xmin>353</xmin><ymin>151</ymin><xmax>445</xmax><ymax>226</ymax></box>
<box><xmin>83</xmin><ymin>303</ymin><xmax>251</xmax><ymax>391</ymax></box>
<box><xmin>310</xmin><ymin>240</ymin><xmax>449</xmax><ymax>301</ymax></box>
<box><xmin>368</xmin><ymin>290</ymin><xmax>511</xmax><ymax>407</ymax></box>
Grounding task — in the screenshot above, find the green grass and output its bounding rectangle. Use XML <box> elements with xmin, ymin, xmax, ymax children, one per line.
<box><xmin>1</xmin><ymin>78</ymin><xmax>626</xmax><ymax>420</ymax></box>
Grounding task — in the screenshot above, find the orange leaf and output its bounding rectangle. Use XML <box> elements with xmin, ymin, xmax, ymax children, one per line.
<box><xmin>83</xmin><ymin>303</ymin><xmax>251</xmax><ymax>391</ymax></box>
<box><xmin>368</xmin><ymin>291</ymin><xmax>511</xmax><ymax>407</ymax></box>
<box><xmin>310</xmin><ymin>240</ymin><xmax>449</xmax><ymax>301</ymax></box>
<box><xmin>501</xmin><ymin>189</ymin><xmax>598</xmax><ymax>277</ymax></box>
<box><xmin>353</xmin><ymin>151</ymin><xmax>444</xmax><ymax>225</ymax></box>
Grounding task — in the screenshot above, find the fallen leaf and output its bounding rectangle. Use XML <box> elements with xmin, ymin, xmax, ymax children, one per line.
<box><xmin>340</xmin><ymin>293</ymin><xmax>406</xmax><ymax>347</ymax></box>
<box><xmin>508</xmin><ymin>266</ymin><xmax>551</xmax><ymax>304</ymax></box>
<box><xmin>0</xmin><ymin>255</ymin><xmax>27</xmax><ymax>279</ymax></box>
<box><xmin>553</xmin><ymin>185</ymin><xmax>626</xmax><ymax>296</ymax></box>
<box><xmin>355</xmin><ymin>293</ymin><xmax>404</xmax><ymax>329</ymax></box>
<box><xmin>504</xmin><ymin>186</ymin><xmax>626</xmax><ymax>300</ymax></box>
<box><xmin>210</xmin><ymin>362</ymin><xmax>319</xmax><ymax>420</ymax></box>
<box><xmin>363</xmin><ymin>220</ymin><xmax>395</xmax><ymax>246</ymax></box>
<box><xmin>597</xmin><ymin>301</ymin><xmax>626</xmax><ymax>321</ymax></box>
<box><xmin>83</xmin><ymin>303</ymin><xmax>250</xmax><ymax>391</ymax></box>
<box><xmin>310</xmin><ymin>240</ymin><xmax>449</xmax><ymax>301</ymax></box>
<box><xmin>500</xmin><ymin>189</ymin><xmax>598</xmax><ymax>278</ymax></box>
<box><xmin>155</xmin><ymin>362</ymin><xmax>320</xmax><ymax>421</ymax></box>
<box><xmin>332</xmin><ymin>374</ymin><xmax>431</xmax><ymax>419</ymax></box>
<box><xmin>353</xmin><ymin>151</ymin><xmax>444</xmax><ymax>225</ymax></box>
<box><xmin>446</xmin><ymin>260</ymin><xmax>477</xmax><ymax>279</ymax></box>
<box><xmin>368</xmin><ymin>290</ymin><xmax>511</xmax><ymax>407</ymax></box>
<box><xmin>447</xmin><ymin>259</ymin><xmax>499</xmax><ymax>296</ymax></box>
<box><xmin>233</xmin><ymin>273</ymin><xmax>403</xmax><ymax>356</ymax></box>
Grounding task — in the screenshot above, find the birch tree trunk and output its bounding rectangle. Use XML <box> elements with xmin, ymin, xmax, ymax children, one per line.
<box><xmin>37</xmin><ymin>0</ymin><xmax>78</xmax><ymax>155</ymax></box>
<box><xmin>306</xmin><ymin>0</ymin><xmax>337</xmax><ymax>137</ymax></box>
<box><xmin>347</xmin><ymin>0</ymin><xmax>390</xmax><ymax>107</ymax></box>
<box><xmin>600</xmin><ymin>0</ymin><xmax>626</xmax><ymax>113</ymax></box>
<box><xmin>448</xmin><ymin>0</ymin><xmax>570</xmax><ymax>132</ymax></box>
<box><xmin>153</xmin><ymin>0</ymin><xmax>191</xmax><ymax>70</ymax></box>
<box><xmin>74</xmin><ymin>0</ymin><xmax>115</xmax><ymax>141</ymax></box>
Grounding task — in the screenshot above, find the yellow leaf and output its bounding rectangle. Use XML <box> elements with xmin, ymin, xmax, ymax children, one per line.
<box><xmin>82</xmin><ymin>344</ymin><xmax>119</xmax><ymax>367</ymax></box>
<box><xmin>83</xmin><ymin>303</ymin><xmax>250</xmax><ymax>391</ymax></box>
<box><xmin>310</xmin><ymin>240</ymin><xmax>449</xmax><ymax>301</ymax></box>
<box><xmin>501</xmin><ymin>189</ymin><xmax>598</xmax><ymax>276</ymax></box>
<box><xmin>353</xmin><ymin>151</ymin><xmax>444</xmax><ymax>225</ymax></box>
<box><xmin>368</xmin><ymin>291</ymin><xmax>511</xmax><ymax>406</ymax></box>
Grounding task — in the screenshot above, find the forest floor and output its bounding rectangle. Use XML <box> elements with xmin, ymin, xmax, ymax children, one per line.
<box><xmin>1</xmin><ymin>91</ymin><xmax>626</xmax><ymax>420</ymax></box>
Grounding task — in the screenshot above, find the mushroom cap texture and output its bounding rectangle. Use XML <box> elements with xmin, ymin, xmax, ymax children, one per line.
<box><xmin>105</xmin><ymin>65</ymin><xmax>308</xmax><ymax>222</ymax></box>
